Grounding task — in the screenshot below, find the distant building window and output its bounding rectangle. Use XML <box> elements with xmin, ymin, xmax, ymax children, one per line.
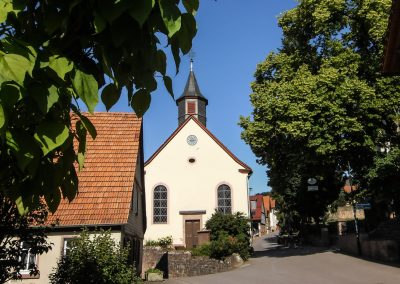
<box><xmin>20</xmin><ymin>242</ymin><xmax>38</xmax><ymax>272</ymax></box>
<box><xmin>187</xmin><ymin>101</ymin><xmax>196</xmax><ymax>114</ymax></box>
<box><xmin>217</xmin><ymin>184</ymin><xmax>232</xmax><ymax>214</ymax></box>
<box><xmin>250</xmin><ymin>200</ymin><xmax>257</xmax><ymax>210</ymax></box>
<box><xmin>153</xmin><ymin>185</ymin><xmax>167</xmax><ymax>223</ymax></box>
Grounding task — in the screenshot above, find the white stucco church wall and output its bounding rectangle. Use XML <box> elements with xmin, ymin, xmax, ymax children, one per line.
<box><xmin>145</xmin><ymin>118</ymin><xmax>251</xmax><ymax>247</ymax></box>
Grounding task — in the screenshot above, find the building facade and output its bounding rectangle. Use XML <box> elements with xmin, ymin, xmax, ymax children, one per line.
<box><xmin>144</xmin><ymin>68</ymin><xmax>252</xmax><ymax>248</ymax></box>
<box><xmin>10</xmin><ymin>113</ymin><xmax>146</xmax><ymax>283</ymax></box>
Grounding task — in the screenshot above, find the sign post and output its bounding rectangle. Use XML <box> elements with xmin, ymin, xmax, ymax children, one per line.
<box><xmin>307</xmin><ymin>177</ymin><xmax>318</xmax><ymax>191</ymax></box>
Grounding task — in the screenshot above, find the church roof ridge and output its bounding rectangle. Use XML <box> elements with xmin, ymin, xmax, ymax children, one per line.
<box><xmin>144</xmin><ymin>116</ymin><xmax>252</xmax><ymax>174</ymax></box>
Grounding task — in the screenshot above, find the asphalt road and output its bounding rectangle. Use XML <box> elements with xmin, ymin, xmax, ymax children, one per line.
<box><xmin>164</xmin><ymin>234</ymin><xmax>400</xmax><ymax>284</ymax></box>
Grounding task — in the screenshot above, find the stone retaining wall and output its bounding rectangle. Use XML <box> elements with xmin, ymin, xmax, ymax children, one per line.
<box><xmin>141</xmin><ymin>247</ymin><xmax>166</xmax><ymax>278</ymax></box>
<box><xmin>168</xmin><ymin>251</ymin><xmax>233</xmax><ymax>278</ymax></box>
<box><xmin>337</xmin><ymin>235</ymin><xmax>400</xmax><ymax>262</ymax></box>
<box><xmin>142</xmin><ymin>247</ymin><xmax>236</xmax><ymax>279</ymax></box>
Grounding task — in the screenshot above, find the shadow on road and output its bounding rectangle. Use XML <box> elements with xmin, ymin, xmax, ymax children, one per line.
<box><xmin>252</xmin><ymin>235</ymin><xmax>400</xmax><ymax>269</ymax></box>
<box><xmin>252</xmin><ymin>235</ymin><xmax>329</xmax><ymax>259</ymax></box>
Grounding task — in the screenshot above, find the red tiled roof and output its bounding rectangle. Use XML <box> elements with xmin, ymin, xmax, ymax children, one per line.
<box><xmin>250</xmin><ymin>194</ymin><xmax>263</xmax><ymax>220</ymax></box>
<box><xmin>270</xmin><ymin>198</ymin><xmax>276</xmax><ymax>209</ymax></box>
<box><xmin>145</xmin><ymin>116</ymin><xmax>252</xmax><ymax>173</ymax></box>
<box><xmin>343</xmin><ymin>185</ymin><xmax>358</xmax><ymax>193</ymax></box>
<box><xmin>47</xmin><ymin>112</ymin><xmax>142</xmax><ymax>226</ymax></box>
<box><xmin>263</xmin><ymin>196</ymin><xmax>271</xmax><ymax>212</ymax></box>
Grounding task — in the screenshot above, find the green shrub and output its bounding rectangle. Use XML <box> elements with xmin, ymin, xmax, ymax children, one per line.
<box><xmin>144</xmin><ymin>236</ymin><xmax>173</xmax><ymax>250</ymax></box>
<box><xmin>190</xmin><ymin>243</ymin><xmax>211</xmax><ymax>256</ymax></box>
<box><xmin>145</xmin><ymin>268</ymin><xmax>163</xmax><ymax>275</ymax></box>
<box><xmin>205</xmin><ymin>212</ymin><xmax>252</xmax><ymax>260</ymax></box>
<box><xmin>49</xmin><ymin>229</ymin><xmax>140</xmax><ymax>284</ymax></box>
<box><xmin>157</xmin><ymin>236</ymin><xmax>173</xmax><ymax>250</ymax></box>
<box><xmin>144</xmin><ymin>239</ymin><xmax>158</xmax><ymax>246</ymax></box>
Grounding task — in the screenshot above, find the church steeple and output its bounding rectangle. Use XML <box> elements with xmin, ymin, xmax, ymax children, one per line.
<box><xmin>176</xmin><ymin>60</ymin><xmax>208</xmax><ymax>126</ymax></box>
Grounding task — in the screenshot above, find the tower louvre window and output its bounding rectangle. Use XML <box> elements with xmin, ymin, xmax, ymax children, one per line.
<box><xmin>187</xmin><ymin>101</ymin><xmax>196</xmax><ymax>114</ymax></box>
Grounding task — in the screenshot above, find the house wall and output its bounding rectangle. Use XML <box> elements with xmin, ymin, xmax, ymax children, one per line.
<box><xmin>144</xmin><ymin>119</ymin><xmax>249</xmax><ymax>246</ymax></box>
<box><xmin>9</xmin><ymin>231</ymin><xmax>122</xmax><ymax>284</ymax></box>
<box><xmin>123</xmin><ymin>138</ymin><xmax>146</xmax><ymax>273</ymax></box>
<box><xmin>125</xmin><ymin>150</ymin><xmax>146</xmax><ymax>239</ymax></box>
<box><xmin>269</xmin><ymin>209</ymin><xmax>278</xmax><ymax>231</ymax></box>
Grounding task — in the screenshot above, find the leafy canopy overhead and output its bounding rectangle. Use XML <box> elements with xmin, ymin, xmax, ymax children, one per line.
<box><xmin>0</xmin><ymin>0</ymin><xmax>199</xmax><ymax>214</ymax></box>
<box><xmin>0</xmin><ymin>194</ymin><xmax>52</xmax><ymax>282</ymax></box>
<box><xmin>240</xmin><ymin>0</ymin><xmax>400</xmax><ymax>226</ymax></box>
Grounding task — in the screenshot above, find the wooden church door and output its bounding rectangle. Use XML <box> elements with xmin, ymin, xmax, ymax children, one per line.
<box><xmin>185</xmin><ymin>220</ymin><xmax>200</xmax><ymax>248</ymax></box>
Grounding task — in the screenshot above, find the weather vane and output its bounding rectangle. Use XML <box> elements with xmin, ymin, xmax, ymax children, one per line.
<box><xmin>189</xmin><ymin>50</ymin><xmax>196</xmax><ymax>71</ymax></box>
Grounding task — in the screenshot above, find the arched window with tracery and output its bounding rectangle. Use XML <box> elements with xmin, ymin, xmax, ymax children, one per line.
<box><xmin>153</xmin><ymin>185</ymin><xmax>167</xmax><ymax>223</ymax></box>
<box><xmin>217</xmin><ymin>184</ymin><xmax>232</xmax><ymax>214</ymax></box>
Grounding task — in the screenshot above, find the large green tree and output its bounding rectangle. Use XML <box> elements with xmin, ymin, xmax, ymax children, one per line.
<box><xmin>0</xmin><ymin>0</ymin><xmax>199</xmax><ymax>214</ymax></box>
<box><xmin>240</xmin><ymin>0</ymin><xmax>400</xmax><ymax>229</ymax></box>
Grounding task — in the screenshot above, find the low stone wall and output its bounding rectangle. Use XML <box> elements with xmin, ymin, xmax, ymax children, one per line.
<box><xmin>141</xmin><ymin>247</ymin><xmax>167</xmax><ymax>278</ymax></box>
<box><xmin>168</xmin><ymin>251</ymin><xmax>233</xmax><ymax>278</ymax></box>
<box><xmin>142</xmin><ymin>247</ymin><xmax>238</xmax><ymax>279</ymax></box>
<box><xmin>337</xmin><ymin>235</ymin><xmax>400</xmax><ymax>262</ymax></box>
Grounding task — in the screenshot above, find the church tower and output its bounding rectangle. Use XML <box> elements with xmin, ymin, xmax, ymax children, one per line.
<box><xmin>176</xmin><ymin>60</ymin><xmax>208</xmax><ymax>127</ymax></box>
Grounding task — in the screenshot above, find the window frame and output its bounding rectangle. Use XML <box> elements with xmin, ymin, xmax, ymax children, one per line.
<box><xmin>19</xmin><ymin>242</ymin><xmax>38</xmax><ymax>274</ymax></box>
<box><xmin>217</xmin><ymin>184</ymin><xmax>232</xmax><ymax>214</ymax></box>
<box><xmin>62</xmin><ymin>238</ymin><xmax>76</xmax><ymax>256</ymax></box>
<box><xmin>153</xmin><ymin>185</ymin><xmax>168</xmax><ymax>224</ymax></box>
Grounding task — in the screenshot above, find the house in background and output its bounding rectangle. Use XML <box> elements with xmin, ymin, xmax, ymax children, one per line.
<box><xmin>262</xmin><ymin>195</ymin><xmax>278</xmax><ymax>234</ymax></box>
<box><xmin>144</xmin><ymin>66</ymin><xmax>252</xmax><ymax>249</ymax></box>
<box><xmin>10</xmin><ymin>113</ymin><xmax>146</xmax><ymax>284</ymax></box>
<box><xmin>250</xmin><ymin>194</ymin><xmax>263</xmax><ymax>236</ymax></box>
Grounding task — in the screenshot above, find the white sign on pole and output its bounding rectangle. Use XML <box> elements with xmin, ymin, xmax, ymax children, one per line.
<box><xmin>307</xmin><ymin>185</ymin><xmax>318</xmax><ymax>191</ymax></box>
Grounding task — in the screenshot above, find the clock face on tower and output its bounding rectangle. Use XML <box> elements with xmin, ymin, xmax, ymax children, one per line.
<box><xmin>186</xmin><ymin>135</ymin><xmax>198</xmax><ymax>146</ymax></box>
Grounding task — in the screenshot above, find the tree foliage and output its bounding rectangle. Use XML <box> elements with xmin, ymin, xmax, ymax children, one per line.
<box><xmin>240</xmin><ymin>0</ymin><xmax>400</xmax><ymax>230</ymax></box>
<box><xmin>0</xmin><ymin>0</ymin><xmax>199</xmax><ymax>214</ymax></box>
<box><xmin>365</xmin><ymin>147</ymin><xmax>400</xmax><ymax>222</ymax></box>
<box><xmin>49</xmin><ymin>229</ymin><xmax>139</xmax><ymax>284</ymax></box>
<box><xmin>205</xmin><ymin>212</ymin><xmax>252</xmax><ymax>260</ymax></box>
<box><xmin>0</xmin><ymin>194</ymin><xmax>52</xmax><ymax>283</ymax></box>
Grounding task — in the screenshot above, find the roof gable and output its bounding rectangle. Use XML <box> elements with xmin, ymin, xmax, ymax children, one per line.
<box><xmin>250</xmin><ymin>194</ymin><xmax>263</xmax><ymax>220</ymax></box>
<box><xmin>48</xmin><ymin>112</ymin><xmax>142</xmax><ymax>227</ymax></box>
<box><xmin>145</xmin><ymin>116</ymin><xmax>252</xmax><ymax>173</ymax></box>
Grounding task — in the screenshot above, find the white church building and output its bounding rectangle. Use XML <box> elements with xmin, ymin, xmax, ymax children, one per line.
<box><xmin>144</xmin><ymin>66</ymin><xmax>252</xmax><ymax>248</ymax></box>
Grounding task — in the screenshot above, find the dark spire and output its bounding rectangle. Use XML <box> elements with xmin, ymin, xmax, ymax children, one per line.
<box><xmin>176</xmin><ymin>70</ymin><xmax>208</xmax><ymax>103</ymax></box>
<box><xmin>176</xmin><ymin>61</ymin><xmax>208</xmax><ymax>127</ymax></box>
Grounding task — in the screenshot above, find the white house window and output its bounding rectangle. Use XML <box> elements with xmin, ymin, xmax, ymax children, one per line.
<box><xmin>63</xmin><ymin>238</ymin><xmax>75</xmax><ymax>256</ymax></box>
<box><xmin>153</xmin><ymin>185</ymin><xmax>167</xmax><ymax>223</ymax></box>
<box><xmin>217</xmin><ymin>184</ymin><xmax>232</xmax><ymax>214</ymax></box>
<box><xmin>250</xmin><ymin>200</ymin><xmax>257</xmax><ymax>210</ymax></box>
<box><xmin>20</xmin><ymin>242</ymin><xmax>37</xmax><ymax>272</ymax></box>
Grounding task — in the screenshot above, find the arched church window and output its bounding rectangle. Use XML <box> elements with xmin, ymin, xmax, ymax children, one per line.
<box><xmin>153</xmin><ymin>185</ymin><xmax>167</xmax><ymax>223</ymax></box>
<box><xmin>217</xmin><ymin>184</ymin><xmax>232</xmax><ymax>214</ymax></box>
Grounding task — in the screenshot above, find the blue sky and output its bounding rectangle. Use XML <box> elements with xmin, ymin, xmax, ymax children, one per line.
<box><xmin>97</xmin><ymin>0</ymin><xmax>298</xmax><ymax>194</ymax></box>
